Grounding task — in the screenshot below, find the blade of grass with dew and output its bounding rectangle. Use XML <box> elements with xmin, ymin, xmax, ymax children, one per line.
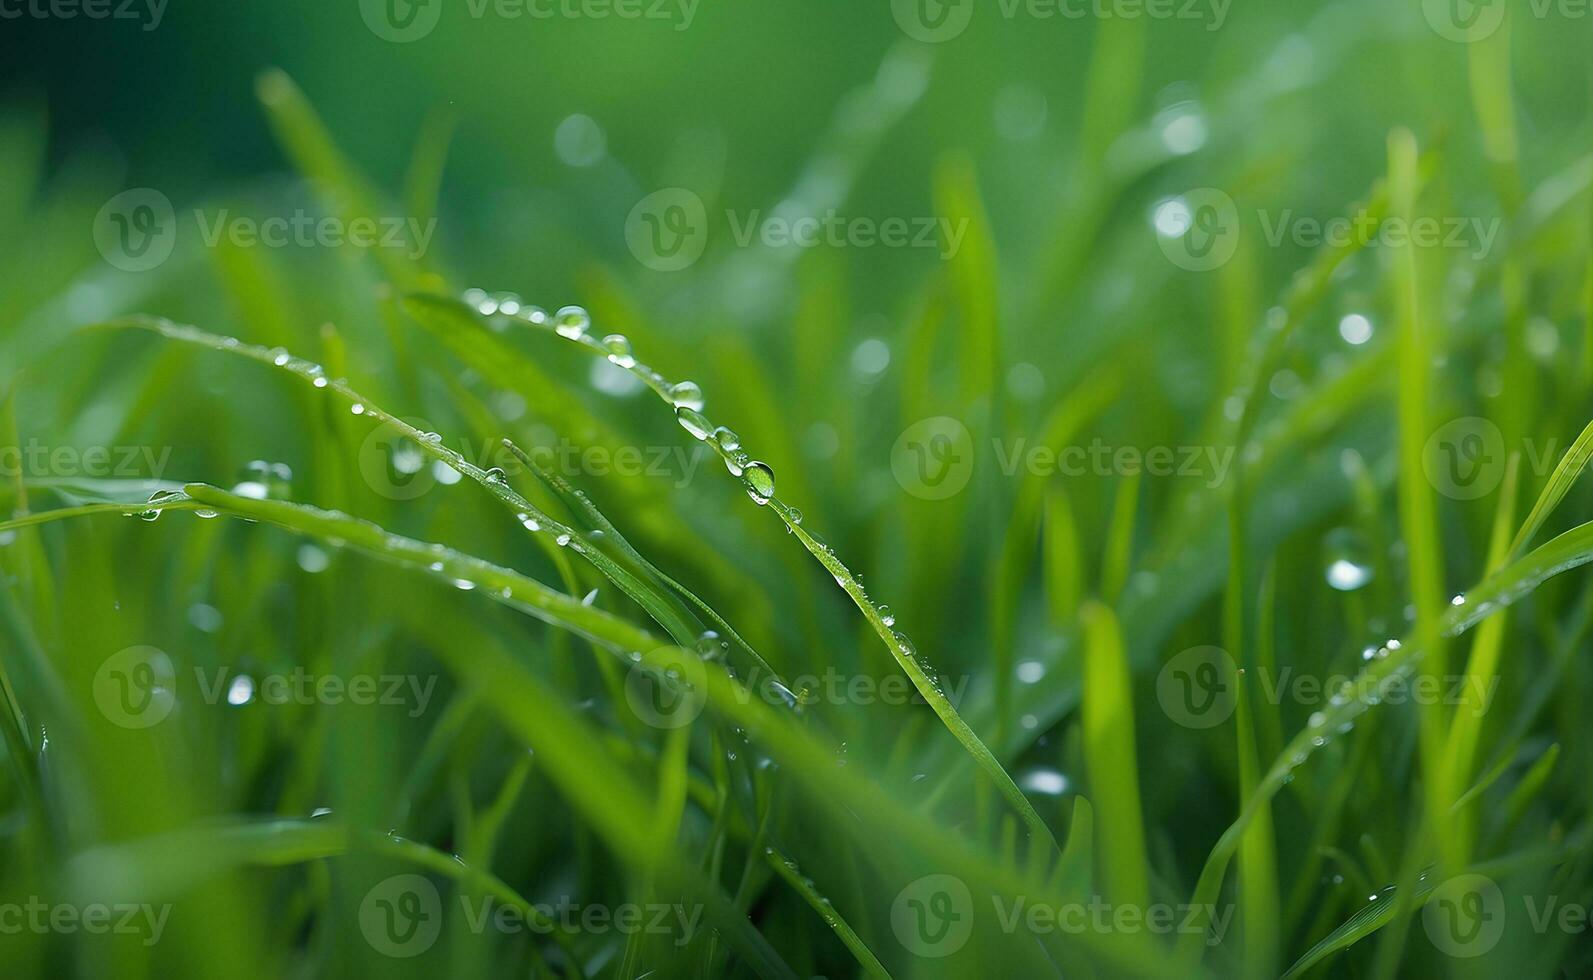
<box><xmin>763</xmin><ymin>849</ymin><xmax>893</xmax><ymax>980</ymax></box>
<box><xmin>17</xmin><ymin>494</ymin><xmax>1179</xmax><ymax>977</ymax></box>
<box><xmin>92</xmin><ymin>316</ymin><xmax>709</xmax><ymax>650</ymax></box>
<box><xmin>396</xmin><ymin>289</ymin><xmax>1062</xmax><ymax>857</ymax></box>
<box><xmin>500</xmin><ymin>439</ymin><xmax>786</xmax><ymax>683</ymax></box>
<box><xmin>1388</xmin><ymin>126</ymin><xmax>1455</xmax><ymax>871</ymax></box>
<box><xmin>1442</xmin><ymin>453</ymin><xmax>1520</xmax><ymax>860</ymax></box>
<box><xmin>1179</xmin><ymin>515</ymin><xmax>1593</xmax><ymax>964</ymax></box>
<box><xmin>1280</xmin><ymin>833</ymin><xmax>1589</xmax><ymax>979</ymax></box>
<box><xmin>118</xmin><ymin>485</ymin><xmax>665</xmax><ymax>657</ymax></box>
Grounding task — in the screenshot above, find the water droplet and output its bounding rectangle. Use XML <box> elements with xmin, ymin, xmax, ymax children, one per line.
<box><xmin>1017</xmin><ymin>767</ymin><xmax>1069</xmax><ymax>797</ymax></box>
<box><xmin>713</xmin><ymin>426</ymin><xmax>741</xmax><ymax>452</ymax></box>
<box><xmin>695</xmin><ymin>631</ymin><xmax>724</xmax><ymax>661</ymax></box>
<box><xmin>350</xmin><ymin>403</ymin><xmax>365</xmax><ymax>416</ymax></box>
<box><xmin>1016</xmin><ymin>660</ymin><xmax>1046</xmax><ymax>684</ymax></box>
<box><xmin>553</xmin><ymin>306</ymin><xmax>591</xmax><ymax>339</ymax></box>
<box><xmin>1339</xmin><ymin>313</ymin><xmax>1374</xmax><ymax>346</ymax></box>
<box><xmin>485</xmin><ymin>467</ymin><xmax>508</xmax><ymax>484</ymax></box>
<box><xmin>669</xmin><ymin>381</ymin><xmax>705</xmax><ymax>412</ymax></box>
<box><xmin>676</xmin><ymin>407</ymin><xmax>712</xmax><ymax>440</ymax></box>
<box><xmin>744</xmin><ymin>462</ymin><xmax>776</xmax><ymax>505</ymax></box>
<box><xmin>879</xmin><ymin>606</ymin><xmax>896</xmax><ymax>627</ymax></box>
<box><xmin>1323</xmin><ymin>527</ymin><xmax>1373</xmax><ymax>592</ymax></box>
<box><xmin>602</xmin><ymin>334</ymin><xmax>635</xmax><ymax>369</ymax></box>
<box><xmin>231</xmin><ymin>481</ymin><xmax>269</xmax><ymax>500</ymax></box>
<box><xmin>768</xmin><ymin>681</ymin><xmax>799</xmax><ymax>709</ymax></box>
<box><xmin>226</xmin><ymin>675</ymin><xmax>254</xmax><ymax>705</ymax></box>
<box><xmin>297</xmin><ymin>544</ymin><xmax>330</xmax><ymax>573</ymax></box>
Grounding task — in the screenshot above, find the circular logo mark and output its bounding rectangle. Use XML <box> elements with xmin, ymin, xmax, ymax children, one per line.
<box><xmin>891</xmin><ymin>874</ymin><xmax>973</xmax><ymax>958</ymax></box>
<box><xmin>93</xmin><ymin>189</ymin><xmax>176</xmax><ymax>273</ymax></box>
<box><xmin>1423</xmin><ymin>417</ymin><xmax>1505</xmax><ymax>501</ymax></box>
<box><xmin>890</xmin><ymin>0</ymin><xmax>973</xmax><ymax>42</ymax></box>
<box><xmin>1423</xmin><ymin>874</ymin><xmax>1505</xmax><ymax>957</ymax></box>
<box><xmin>892</xmin><ymin>417</ymin><xmax>975</xmax><ymax>501</ymax></box>
<box><xmin>358</xmin><ymin>418</ymin><xmax>439</xmax><ymax>501</ymax></box>
<box><xmin>359</xmin><ymin>0</ymin><xmax>441</xmax><ymax>42</ymax></box>
<box><xmin>360</xmin><ymin>874</ymin><xmax>442</xmax><ymax>957</ymax></box>
<box><xmin>1156</xmin><ymin>646</ymin><xmax>1238</xmax><ymax>729</ymax></box>
<box><xmin>1154</xmin><ymin>188</ymin><xmax>1240</xmax><ymax>272</ymax></box>
<box><xmin>624</xmin><ymin>646</ymin><xmax>708</xmax><ymax>729</ymax></box>
<box><xmin>93</xmin><ymin>646</ymin><xmax>177</xmax><ymax>729</ymax></box>
<box><xmin>626</xmin><ymin>188</ymin><xmax>708</xmax><ymax>272</ymax></box>
<box><xmin>1422</xmin><ymin>0</ymin><xmax>1506</xmax><ymax>43</ymax></box>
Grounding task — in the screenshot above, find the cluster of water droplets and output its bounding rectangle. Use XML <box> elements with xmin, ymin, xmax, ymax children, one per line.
<box><xmin>461</xmin><ymin>289</ymin><xmax>956</xmax><ymax>713</ymax></box>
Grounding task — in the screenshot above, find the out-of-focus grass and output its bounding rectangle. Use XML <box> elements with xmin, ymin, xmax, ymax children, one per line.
<box><xmin>3</xmin><ymin>3</ymin><xmax>1593</xmax><ymax>978</ymax></box>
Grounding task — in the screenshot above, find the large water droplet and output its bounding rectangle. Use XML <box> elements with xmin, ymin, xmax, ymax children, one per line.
<box><xmin>554</xmin><ymin>306</ymin><xmax>591</xmax><ymax>339</ymax></box>
<box><xmin>744</xmin><ymin>462</ymin><xmax>776</xmax><ymax>504</ymax></box>
<box><xmin>602</xmin><ymin>334</ymin><xmax>635</xmax><ymax>369</ymax></box>
<box><xmin>669</xmin><ymin>381</ymin><xmax>705</xmax><ymax>412</ymax></box>
<box><xmin>676</xmin><ymin>407</ymin><xmax>712</xmax><ymax>440</ymax></box>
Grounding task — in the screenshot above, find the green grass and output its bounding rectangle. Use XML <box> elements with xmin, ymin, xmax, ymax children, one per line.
<box><xmin>4</xmin><ymin>6</ymin><xmax>1593</xmax><ymax>979</ymax></box>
